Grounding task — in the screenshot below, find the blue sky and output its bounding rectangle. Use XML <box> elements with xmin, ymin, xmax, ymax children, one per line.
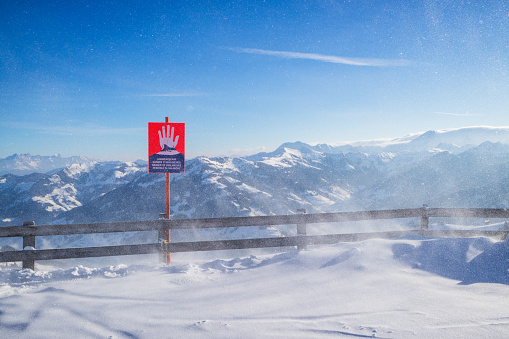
<box><xmin>1</xmin><ymin>1</ymin><xmax>508</xmax><ymax>160</ymax></box>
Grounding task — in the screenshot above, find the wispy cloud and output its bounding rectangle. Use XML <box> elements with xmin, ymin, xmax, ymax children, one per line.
<box><xmin>1</xmin><ymin>121</ymin><xmax>144</xmax><ymax>136</ymax></box>
<box><xmin>434</xmin><ymin>111</ymin><xmax>480</xmax><ymax>117</ymax></box>
<box><xmin>142</xmin><ymin>92</ymin><xmax>207</xmax><ymax>97</ymax></box>
<box><xmin>226</xmin><ymin>47</ymin><xmax>411</xmax><ymax>67</ymax></box>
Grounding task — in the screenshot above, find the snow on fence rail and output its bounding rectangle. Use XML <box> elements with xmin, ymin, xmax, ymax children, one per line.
<box><xmin>1</xmin><ymin>207</ymin><xmax>508</xmax><ymax>270</ymax></box>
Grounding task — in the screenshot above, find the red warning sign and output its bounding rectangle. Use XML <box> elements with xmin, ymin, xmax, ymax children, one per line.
<box><xmin>148</xmin><ymin>123</ymin><xmax>185</xmax><ymax>173</ymax></box>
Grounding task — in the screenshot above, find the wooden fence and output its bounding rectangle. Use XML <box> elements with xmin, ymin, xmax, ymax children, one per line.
<box><xmin>1</xmin><ymin>207</ymin><xmax>508</xmax><ymax>270</ymax></box>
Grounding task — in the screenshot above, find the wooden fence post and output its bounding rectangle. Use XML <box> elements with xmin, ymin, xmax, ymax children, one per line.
<box><xmin>420</xmin><ymin>205</ymin><xmax>429</xmax><ymax>230</ymax></box>
<box><xmin>22</xmin><ymin>221</ymin><xmax>35</xmax><ymax>270</ymax></box>
<box><xmin>297</xmin><ymin>208</ymin><xmax>307</xmax><ymax>250</ymax></box>
<box><xmin>158</xmin><ymin>213</ymin><xmax>168</xmax><ymax>263</ymax></box>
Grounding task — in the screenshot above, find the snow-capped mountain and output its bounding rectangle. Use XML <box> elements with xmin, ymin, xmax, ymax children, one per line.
<box><xmin>0</xmin><ymin>161</ymin><xmax>147</xmax><ymax>225</ymax></box>
<box><xmin>2</xmin><ymin>126</ymin><xmax>509</xmax><ymax>237</ymax></box>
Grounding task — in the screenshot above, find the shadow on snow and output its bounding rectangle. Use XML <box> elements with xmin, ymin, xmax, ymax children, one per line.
<box><xmin>393</xmin><ymin>236</ymin><xmax>509</xmax><ymax>285</ymax></box>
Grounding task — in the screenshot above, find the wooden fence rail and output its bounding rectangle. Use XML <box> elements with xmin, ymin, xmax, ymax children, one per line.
<box><xmin>1</xmin><ymin>207</ymin><xmax>508</xmax><ymax>270</ymax></box>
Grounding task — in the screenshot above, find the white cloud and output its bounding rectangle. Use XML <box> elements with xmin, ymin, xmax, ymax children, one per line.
<box><xmin>434</xmin><ymin>112</ymin><xmax>479</xmax><ymax>117</ymax></box>
<box><xmin>227</xmin><ymin>47</ymin><xmax>411</xmax><ymax>67</ymax></box>
<box><xmin>223</xmin><ymin>146</ymin><xmax>268</xmax><ymax>158</ymax></box>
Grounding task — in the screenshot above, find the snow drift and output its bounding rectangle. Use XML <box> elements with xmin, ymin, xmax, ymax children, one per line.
<box><xmin>1</xmin><ymin>236</ymin><xmax>509</xmax><ymax>338</ymax></box>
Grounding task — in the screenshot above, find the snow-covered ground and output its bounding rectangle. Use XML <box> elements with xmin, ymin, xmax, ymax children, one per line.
<box><xmin>1</xmin><ymin>234</ymin><xmax>509</xmax><ymax>338</ymax></box>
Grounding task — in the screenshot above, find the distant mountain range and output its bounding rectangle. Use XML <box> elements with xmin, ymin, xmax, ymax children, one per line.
<box><xmin>2</xmin><ymin>126</ymin><xmax>509</xmax><ymax>248</ymax></box>
<box><xmin>0</xmin><ymin>154</ymin><xmax>94</xmax><ymax>176</ymax></box>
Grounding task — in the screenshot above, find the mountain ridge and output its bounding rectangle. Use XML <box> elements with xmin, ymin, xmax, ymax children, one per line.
<box><xmin>2</xmin><ymin>126</ymin><xmax>509</xmax><ymax>227</ymax></box>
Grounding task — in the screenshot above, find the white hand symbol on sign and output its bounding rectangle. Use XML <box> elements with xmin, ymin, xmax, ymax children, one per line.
<box><xmin>158</xmin><ymin>125</ymin><xmax>179</xmax><ymax>150</ymax></box>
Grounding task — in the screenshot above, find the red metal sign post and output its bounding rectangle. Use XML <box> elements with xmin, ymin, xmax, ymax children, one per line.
<box><xmin>148</xmin><ymin>117</ymin><xmax>185</xmax><ymax>263</ymax></box>
<box><xmin>165</xmin><ymin>118</ymin><xmax>171</xmax><ymax>264</ymax></box>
